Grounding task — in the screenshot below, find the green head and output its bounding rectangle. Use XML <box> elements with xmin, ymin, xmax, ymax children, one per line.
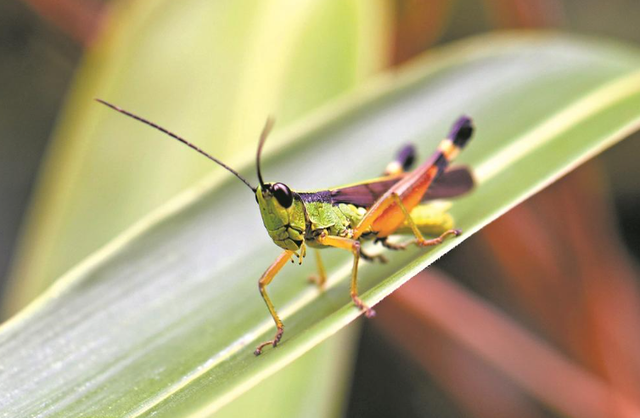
<box><xmin>253</xmin><ymin>119</ymin><xmax>306</xmax><ymax>251</ymax></box>
<box><xmin>254</xmin><ymin>183</ymin><xmax>306</xmax><ymax>251</ymax></box>
<box><xmin>94</xmin><ymin>100</ymin><xmax>306</xmax><ymax>251</ymax></box>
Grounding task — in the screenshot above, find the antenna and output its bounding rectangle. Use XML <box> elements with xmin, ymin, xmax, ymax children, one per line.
<box><xmin>256</xmin><ymin>117</ymin><xmax>275</xmax><ymax>189</ymax></box>
<box><xmin>95</xmin><ymin>99</ymin><xmax>256</xmax><ymax>191</ymax></box>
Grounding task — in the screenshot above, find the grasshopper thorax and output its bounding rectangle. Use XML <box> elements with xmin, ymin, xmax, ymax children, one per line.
<box><xmin>255</xmin><ymin>183</ymin><xmax>307</xmax><ymax>252</ymax></box>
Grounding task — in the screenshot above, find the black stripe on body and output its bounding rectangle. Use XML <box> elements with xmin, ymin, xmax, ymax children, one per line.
<box><xmin>301</xmin><ymin>166</ymin><xmax>473</xmax><ymax>210</ymax></box>
<box><xmin>329</xmin><ymin>179</ymin><xmax>399</xmax><ymax>208</ymax></box>
<box><xmin>298</xmin><ymin>190</ymin><xmax>333</xmax><ymax>204</ymax></box>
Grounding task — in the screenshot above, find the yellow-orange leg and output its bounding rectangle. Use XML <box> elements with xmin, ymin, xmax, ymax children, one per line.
<box><xmin>308</xmin><ymin>249</ymin><xmax>328</xmax><ymax>289</ymax></box>
<box><xmin>390</xmin><ymin>193</ymin><xmax>461</xmax><ymax>248</ymax></box>
<box><xmin>255</xmin><ymin>250</ymin><xmax>294</xmax><ymax>356</ymax></box>
<box><xmin>316</xmin><ymin>232</ymin><xmax>375</xmax><ymax>318</ymax></box>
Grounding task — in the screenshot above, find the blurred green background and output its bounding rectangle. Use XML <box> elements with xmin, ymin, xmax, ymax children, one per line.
<box><xmin>2</xmin><ymin>0</ymin><xmax>640</xmax><ymax>417</ymax></box>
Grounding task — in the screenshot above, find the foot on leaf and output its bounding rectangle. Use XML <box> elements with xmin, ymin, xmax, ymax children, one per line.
<box><xmin>352</xmin><ymin>296</ymin><xmax>376</xmax><ymax>318</ymax></box>
<box><xmin>254</xmin><ymin>327</ymin><xmax>284</xmax><ymax>356</ymax></box>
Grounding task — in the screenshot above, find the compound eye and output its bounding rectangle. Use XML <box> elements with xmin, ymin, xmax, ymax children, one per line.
<box><xmin>272</xmin><ymin>183</ymin><xmax>293</xmax><ymax>208</ymax></box>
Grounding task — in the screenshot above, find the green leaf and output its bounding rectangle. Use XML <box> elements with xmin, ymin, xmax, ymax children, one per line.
<box><xmin>2</xmin><ymin>33</ymin><xmax>640</xmax><ymax>417</ymax></box>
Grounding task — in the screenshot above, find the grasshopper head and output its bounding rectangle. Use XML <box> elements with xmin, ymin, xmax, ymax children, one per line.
<box><xmin>255</xmin><ymin>183</ymin><xmax>306</xmax><ymax>251</ymax></box>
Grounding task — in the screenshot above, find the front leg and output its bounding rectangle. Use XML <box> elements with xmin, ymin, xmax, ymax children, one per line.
<box><xmin>316</xmin><ymin>232</ymin><xmax>375</xmax><ymax>318</ymax></box>
<box><xmin>255</xmin><ymin>250</ymin><xmax>294</xmax><ymax>356</ymax></box>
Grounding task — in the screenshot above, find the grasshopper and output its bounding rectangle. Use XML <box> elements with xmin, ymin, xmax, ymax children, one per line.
<box><xmin>96</xmin><ymin>99</ymin><xmax>474</xmax><ymax>355</ymax></box>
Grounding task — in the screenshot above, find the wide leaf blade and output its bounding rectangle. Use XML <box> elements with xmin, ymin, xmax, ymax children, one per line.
<box><xmin>2</xmin><ymin>33</ymin><xmax>640</xmax><ymax>417</ymax></box>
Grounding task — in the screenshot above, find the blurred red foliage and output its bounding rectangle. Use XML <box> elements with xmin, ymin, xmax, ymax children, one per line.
<box><xmin>21</xmin><ymin>0</ymin><xmax>104</xmax><ymax>45</ymax></box>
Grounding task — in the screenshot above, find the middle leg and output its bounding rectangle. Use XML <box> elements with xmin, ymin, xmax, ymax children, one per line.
<box><xmin>359</xmin><ymin>246</ymin><xmax>388</xmax><ymax>263</ymax></box>
<box><xmin>316</xmin><ymin>232</ymin><xmax>375</xmax><ymax>318</ymax></box>
<box><xmin>308</xmin><ymin>249</ymin><xmax>328</xmax><ymax>289</ymax></box>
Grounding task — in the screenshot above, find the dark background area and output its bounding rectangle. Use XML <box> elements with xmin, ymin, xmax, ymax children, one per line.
<box><xmin>0</xmin><ymin>0</ymin><xmax>80</xmax><ymax>298</ymax></box>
